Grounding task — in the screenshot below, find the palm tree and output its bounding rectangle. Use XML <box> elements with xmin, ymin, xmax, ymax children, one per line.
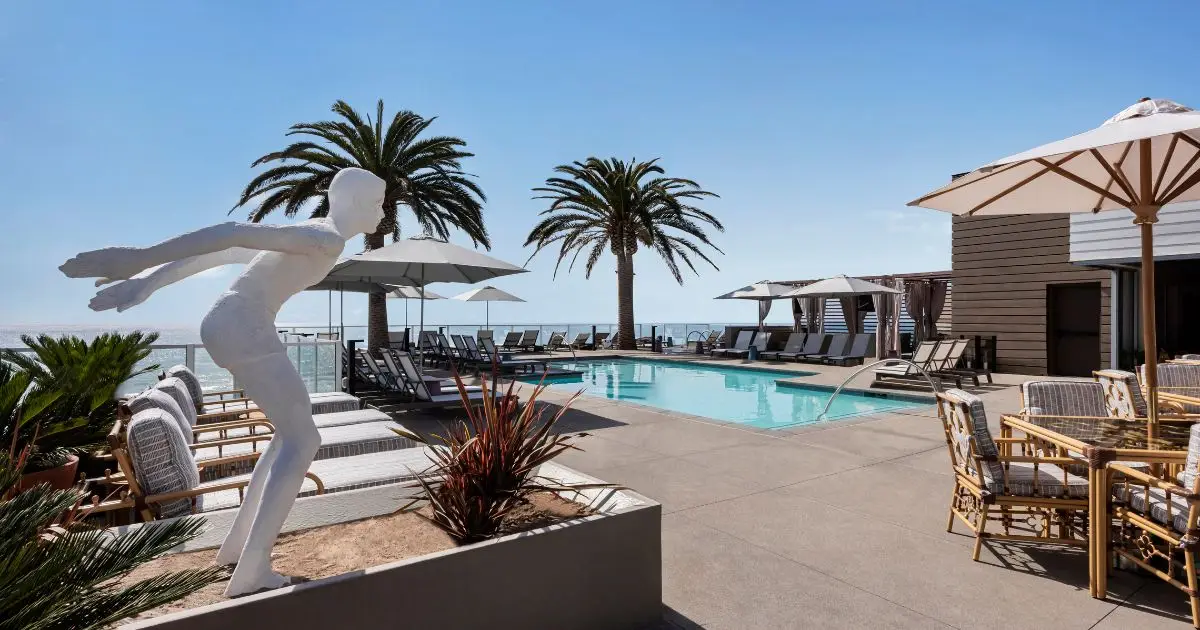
<box><xmin>526</xmin><ymin>158</ymin><xmax>723</xmax><ymax>350</ymax></box>
<box><xmin>233</xmin><ymin>100</ymin><xmax>490</xmax><ymax>352</ymax></box>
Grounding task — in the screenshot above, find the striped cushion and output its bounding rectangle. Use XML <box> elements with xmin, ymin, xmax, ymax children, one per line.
<box><xmin>1180</xmin><ymin>423</ymin><xmax>1200</xmax><ymax>491</ymax></box>
<box><xmin>165</xmin><ymin>365</ymin><xmax>205</xmax><ymax>411</ymax></box>
<box><xmin>1182</xmin><ymin>354</ymin><xmax>1200</xmax><ymax>361</ymax></box>
<box><xmin>127</xmin><ymin>389</ymin><xmax>192</xmax><ymax>444</ymax></box>
<box><xmin>1022</xmin><ymin>381</ymin><xmax>1107</xmax><ymax>417</ymax></box>
<box><xmin>1114</xmin><ymin>484</ymin><xmax>1191</xmax><ymax>534</ymax></box>
<box><xmin>1000</xmin><ymin>462</ymin><xmax>1089</xmax><ymax>498</ymax></box>
<box><xmin>1157</xmin><ymin>364</ymin><xmax>1200</xmax><ymax>413</ymax></box>
<box><xmin>942</xmin><ymin>389</ymin><xmax>1005</xmax><ymax>491</ymax></box>
<box><xmin>154</xmin><ymin>378</ymin><xmax>197</xmax><ymax>428</ymax></box>
<box><xmin>126</xmin><ymin>409</ymin><xmax>201</xmax><ymax>519</ymax></box>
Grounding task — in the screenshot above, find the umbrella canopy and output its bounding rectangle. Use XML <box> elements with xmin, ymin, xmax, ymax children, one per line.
<box><xmin>451</xmin><ymin>285</ymin><xmax>525</xmax><ymax>328</ymax></box>
<box><xmin>715</xmin><ymin>281</ymin><xmax>795</xmax><ymax>330</ymax></box>
<box><xmin>783</xmin><ymin>275</ymin><xmax>901</xmax><ymax>298</ymax></box>
<box><xmin>324</xmin><ymin>235</ymin><xmax>527</xmax><ymax>286</ymax></box>
<box><xmin>910</xmin><ymin>97</ymin><xmax>1200</xmax><ymax>439</ymax></box>
<box><xmin>321</xmin><ymin>235</ymin><xmax>527</xmax><ymax>369</ymax></box>
<box><xmin>388</xmin><ymin>286</ymin><xmax>445</xmax><ymax>300</ymax></box>
<box><xmin>451</xmin><ymin>286</ymin><xmax>525</xmax><ymax>303</ymax></box>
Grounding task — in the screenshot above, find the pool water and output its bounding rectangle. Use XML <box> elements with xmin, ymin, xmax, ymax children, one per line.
<box><xmin>530</xmin><ymin>358</ymin><xmax>927</xmax><ymax>430</ymax></box>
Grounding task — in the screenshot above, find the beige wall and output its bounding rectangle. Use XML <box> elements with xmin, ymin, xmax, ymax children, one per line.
<box><xmin>951</xmin><ymin>215</ymin><xmax>1110</xmax><ymax>375</ymax></box>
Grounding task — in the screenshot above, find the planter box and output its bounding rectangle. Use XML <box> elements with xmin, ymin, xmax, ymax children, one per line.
<box><xmin>128</xmin><ymin>462</ymin><xmax>661</xmax><ymax>630</ymax></box>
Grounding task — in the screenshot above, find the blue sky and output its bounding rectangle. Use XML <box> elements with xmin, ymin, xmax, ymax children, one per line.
<box><xmin>2</xmin><ymin>1</ymin><xmax>1197</xmax><ymax>330</ymax></box>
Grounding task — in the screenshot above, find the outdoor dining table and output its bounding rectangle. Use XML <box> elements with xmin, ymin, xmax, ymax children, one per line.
<box><xmin>1000</xmin><ymin>413</ymin><xmax>1193</xmax><ymax>600</ymax></box>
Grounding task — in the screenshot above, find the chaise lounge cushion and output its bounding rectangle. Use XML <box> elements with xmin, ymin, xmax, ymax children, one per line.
<box><xmin>126</xmin><ymin>408</ymin><xmax>201</xmax><ymax>518</ymax></box>
<box><xmin>165</xmin><ymin>365</ymin><xmax>205</xmax><ymax>410</ymax></box>
<box><xmin>154</xmin><ymin>377</ymin><xmax>199</xmax><ymax>428</ymax></box>
<box><xmin>127</xmin><ymin>388</ymin><xmax>193</xmax><ymax>444</ymax></box>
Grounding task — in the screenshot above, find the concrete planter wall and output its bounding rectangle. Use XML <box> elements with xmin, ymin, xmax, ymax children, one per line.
<box><xmin>127</xmin><ymin>463</ymin><xmax>661</xmax><ymax>630</ymax></box>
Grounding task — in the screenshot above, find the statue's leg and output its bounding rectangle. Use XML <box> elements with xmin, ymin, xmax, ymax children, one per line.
<box><xmin>214</xmin><ymin>437</ymin><xmax>280</xmax><ymax>565</ymax></box>
<box><xmin>221</xmin><ymin>351</ymin><xmax>321</xmax><ymax>597</ymax></box>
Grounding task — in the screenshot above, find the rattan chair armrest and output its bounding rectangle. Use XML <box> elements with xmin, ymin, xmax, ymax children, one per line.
<box><xmin>196</xmin><ymin>408</ymin><xmax>256</xmax><ymax>423</ymax></box>
<box><xmin>196</xmin><ymin>452</ymin><xmax>263</xmax><ymax>470</ymax></box>
<box><xmin>994</xmin><ymin>437</ymin><xmax>1034</xmax><ymax>444</ymax></box>
<box><xmin>1110</xmin><ymin>464</ymin><xmax>1194</xmax><ymax>495</ymax></box>
<box><xmin>202</xmin><ymin>389</ymin><xmax>246</xmax><ymax>399</ymax></box>
<box><xmin>202</xmin><ymin>396</ymin><xmax>254</xmax><ymax>409</ymax></box>
<box><xmin>83</xmin><ymin>497</ymin><xmax>137</xmax><ymax>514</ymax></box>
<box><xmin>188</xmin><ymin>434</ymin><xmax>272</xmax><ymax>451</ymax></box>
<box><xmin>998</xmin><ymin>455</ymin><xmax>1078</xmax><ymax>465</ymax></box>
<box><xmin>145</xmin><ymin>479</ymin><xmax>250</xmax><ymax>505</ymax></box>
<box><xmin>193</xmin><ymin>419</ymin><xmax>275</xmax><ymax>434</ymax></box>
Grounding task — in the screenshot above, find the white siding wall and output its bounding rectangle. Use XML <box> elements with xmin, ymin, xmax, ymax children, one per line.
<box><xmin>1071</xmin><ymin>202</ymin><xmax>1200</xmax><ymax>264</ymax></box>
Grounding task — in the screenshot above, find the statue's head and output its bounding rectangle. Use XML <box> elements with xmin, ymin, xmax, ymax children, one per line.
<box><xmin>328</xmin><ymin>168</ymin><xmax>386</xmax><ymax>236</ymax></box>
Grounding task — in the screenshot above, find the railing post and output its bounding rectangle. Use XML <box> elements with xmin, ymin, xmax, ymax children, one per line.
<box><xmin>346</xmin><ymin>339</ymin><xmax>358</xmax><ymax>396</ymax></box>
<box><xmin>185</xmin><ymin>344</ymin><xmax>196</xmax><ymax>372</ymax></box>
<box><xmin>311</xmin><ymin>341</ymin><xmax>319</xmax><ymax>392</ymax></box>
<box><xmin>335</xmin><ymin>341</ymin><xmax>344</xmax><ymax>392</ymax></box>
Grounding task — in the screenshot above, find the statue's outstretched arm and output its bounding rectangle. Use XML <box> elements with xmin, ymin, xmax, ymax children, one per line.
<box><xmin>87</xmin><ymin>248</ymin><xmax>260</xmax><ymax>312</ymax></box>
<box><xmin>61</xmin><ymin>221</ymin><xmax>340</xmax><ymax>281</ymax></box>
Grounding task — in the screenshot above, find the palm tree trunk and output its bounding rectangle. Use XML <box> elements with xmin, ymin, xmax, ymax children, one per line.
<box><xmin>364</xmin><ymin>230</ymin><xmax>389</xmax><ymax>355</ymax></box>
<box><xmin>616</xmin><ymin>253</ymin><xmax>636</xmax><ymax>350</ymax></box>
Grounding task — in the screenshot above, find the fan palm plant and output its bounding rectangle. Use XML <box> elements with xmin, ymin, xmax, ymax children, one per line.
<box><xmin>1</xmin><ymin>332</ymin><xmax>159</xmax><ymax>471</ymax></box>
<box><xmin>233</xmin><ymin>100</ymin><xmax>490</xmax><ymax>353</ymax></box>
<box><xmin>0</xmin><ymin>448</ymin><xmax>224</xmax><ymax>630</ymax></box>
<box><xmin>526</xmin><ymin>158</ymin><xmax>723</xmax><ymax>350</ymax></box>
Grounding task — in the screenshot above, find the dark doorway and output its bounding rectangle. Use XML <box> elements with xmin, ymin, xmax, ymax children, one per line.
<box><xmin>1047</xmin><ymin>283</ymin><xmax>1101</xmax><ymax>376</ymax></box>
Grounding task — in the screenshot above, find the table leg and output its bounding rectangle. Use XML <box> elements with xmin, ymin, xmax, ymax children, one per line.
<box><xmin>1088</xmin><ymin>464</ymin><xmax>1108</xmax><ymax>599</ymax></box>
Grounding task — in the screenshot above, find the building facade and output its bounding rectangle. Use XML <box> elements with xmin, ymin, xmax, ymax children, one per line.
<box><xmin>950</xmin><ymin>203</ymin><xmax>1200</xmax><ymax>376</ymax></box>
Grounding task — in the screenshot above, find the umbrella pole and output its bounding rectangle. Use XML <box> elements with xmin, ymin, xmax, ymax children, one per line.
<box><xmin>328</xmin><ymin>290</ymin><xmax>332</xmax><ymax>335</ymax></box>
<box><xmin>339</xmin><ymin>286</ymin><xmax>345</xmax><ymax>343</ymax></box>
<box><xmin>418</xmin><ymin>265</ymin><xmax>425</xmax><ymax>374</ymax></box>
<box><xmin>486</xmin><ymin>301</ymin><xmax>489</xmax><ymax>329</ymax></box>
<box><xmin>1140</xmin><ymin>217</ymin><xmax>1160</xmax><ymax>436</ymax></box>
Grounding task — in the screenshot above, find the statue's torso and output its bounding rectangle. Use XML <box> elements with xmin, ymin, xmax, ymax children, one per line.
<box><xmin>224</xmin><ymin>220</ymin><xmax>345</xmax><ymax>315</ymax></box>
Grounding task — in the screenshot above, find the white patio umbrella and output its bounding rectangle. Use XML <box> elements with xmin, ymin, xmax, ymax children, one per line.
<box><xmin>714</xmin><ymin>281</ymin><xmax>796</xmax><ymax>331</ymax></box>
<box><xmin>322</xmin><ymin>235</ymin><xmax>527</xmax><ymax>365</ymax></box>
<box><xmin>785</xmin><ymin>275</ymin><xmax>902</xmax><ymax>358</ymax></box>
<box><xmin>387</xmin><ymin>285</ymin><xmax>445</xmax><ymax>329</ymax></box>
<box><xmin>783</xmin><ymin>275</ymin><xmax>901</xmax><ymax>298</ymax></box>
<box><xmin>909</xmin><ymin>97</ymin><xmax>1200</xmax><ymax>432</ymax></box>
<box><xmin>450</xmin><ymin>285</ymin><xmax>525</xmax><ymax>328</ymax></box>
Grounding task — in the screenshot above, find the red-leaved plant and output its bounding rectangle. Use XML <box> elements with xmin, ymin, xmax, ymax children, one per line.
<box><xmin>394</xmin><ymin>368</ymin><xmax>604</xmax><ymax>543</ymax></box>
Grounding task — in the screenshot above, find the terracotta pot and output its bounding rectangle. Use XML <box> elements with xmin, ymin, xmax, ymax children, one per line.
<box><xmin>19</xmin><ymin>454</ymin><xmax>80</xmax><ymax>491</ymax></box>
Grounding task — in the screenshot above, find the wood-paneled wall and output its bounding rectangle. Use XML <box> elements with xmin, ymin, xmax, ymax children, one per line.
<box><xmin>951</xmin><ymin>215</ymin><xmax>1110</xmax><ymax>375</ymax></box>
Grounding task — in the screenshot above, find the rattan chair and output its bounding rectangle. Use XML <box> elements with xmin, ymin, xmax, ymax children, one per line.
<box><xmin>937</xmin><ymin>389</ymin><xmax>1089</xmax><ymax>560</ymax></box>
<box><xmin>1111</xmin><ymin>423</ymin><xmax>1200</xmax><ymax>628</ymax></box>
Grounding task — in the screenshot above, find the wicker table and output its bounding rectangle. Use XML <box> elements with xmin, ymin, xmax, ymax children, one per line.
<box><xmin>1000</xmin><ymin>413</ymin><xmax>1192</xmax><ymax>600</ymax></box>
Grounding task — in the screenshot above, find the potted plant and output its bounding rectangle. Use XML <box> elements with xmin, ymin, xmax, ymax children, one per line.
<box><xmin>2</xmin><ymin>332</ymin><xmax>159</xmax><ymax>483</ymax></box>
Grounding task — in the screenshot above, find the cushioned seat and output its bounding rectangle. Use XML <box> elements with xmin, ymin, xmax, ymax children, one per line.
<box><xmin>192</xmin><ymin>408</ymin><xmax>393</xmax><ymax>443</ymax></box>
<box><xmin>999</xmin><ymin>462</ymin><xmax>1090</xmax><ymax>498</ymax></box>
<box><xmin>192</xmin><ymin>421</ymin><xmax>413</xmax><ymax>463</ymax></box>
<box><xmin>1114</xmin><ymin>484</ymin><xmax>1191</xmax><ymax>534</ymax></box>
<box><xmin>165</xmin><ymin>364</ymin><xmax>360</xmax><ymax>415</ymax></box>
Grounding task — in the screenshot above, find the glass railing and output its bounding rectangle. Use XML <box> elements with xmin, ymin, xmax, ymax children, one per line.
<box><xmin>1</xmin><ymin>339</ymin><xmax>343</xmax><ymax>397</ymax></box>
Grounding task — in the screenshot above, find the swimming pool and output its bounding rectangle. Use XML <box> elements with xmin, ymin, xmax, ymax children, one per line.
<box><xmin>529</xmin><ymin>358</ymin><xmax>928</xmax><ymax>430</ymax></box>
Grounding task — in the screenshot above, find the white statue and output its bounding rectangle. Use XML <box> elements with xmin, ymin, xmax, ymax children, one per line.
<box><xmin>60</xmin><ymin>167</ymin><xmax>385</xmax><ymax>596</ymax></box>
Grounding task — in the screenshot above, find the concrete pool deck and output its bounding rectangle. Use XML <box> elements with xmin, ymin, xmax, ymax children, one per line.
<box><xmin>366</xmin><ymin>352</ymin><xmax>1192</xmax><ymax>628</ymax></box>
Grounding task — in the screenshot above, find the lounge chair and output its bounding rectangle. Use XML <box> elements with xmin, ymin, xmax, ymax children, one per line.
<box><xmin>545</xmin><ymin>331</ymin><xmax>568</xmax><ymax>352</ymax></box>
<box><xmin>800</xmin><ymin>333</ymin><xmax>850</xmax><ymax>363</ymax></box>
<box><xmin>391</xmin><ymin>351</ymin><xmax>499</xmax><ymax>406</ymax></box>
<box><xmin>478</xmin><ymin>337</ymin><xmax>548</xmax><ymax>373</ymax></box>
<box><xmin>937</xmin><ymin>389</ymin><xmax>1088</xmax><ymax>561</ymax></box>
<box><xmin>127</xmin><ymin>381</ymin><xmax>410</xmax><ymax>479</ymax></box>
<box><xmin>590</xmin><ymin>332</ymin><xmax>610</xmax><ymax>350</ymax></box>
<box><xmin>710</xmin><ymin>331</ymin><xmax>753</xmax><ymax>358</ymax></box>
<box><xmin>388</xmin><ymin>330</ymin><xmax>408</xmax><ymax>350</ymax></box>
<box><xmin>477</xmin><ymin>330</ymin><xmax>493</xmax><ymax>342</ymax></box>
<box><xmin>825</xmin><ymin>333</ymin><xmax>874</xmax><ymax>366</ymax></box>
<box><xmin>931</xmin><ymin>338</ymin><xmax>991</xmax><ymax>386</ymax></box>
<box><xmin>499</xmin><ymin>331</ymin><xmax>523</xmax><ymax>351</ymax></box>
<box><xmin>777</xmin><ymin>333</ymin><xmax>826</xmax><ymax>361</ymax></box>
<box><xmin>568</xmin><ymin>332</ymin><xmax>590</xmax><ymax>349</ymax></box>
<box><xmin>380</xmin><ymin>349</ymin><xmax>482</xmax><ymax>394</ymax></box>
<box><xmin>99</xmin><ymin>406</ymin><xmax>437</xmax><ymax>522</ymax></box>
<box><xmin>873</xmin><ymin>340</ymin><xmax>943</xmax><ymax>387</ymax></box>
<box><xmin>515</xmin><ymin>329</ymin><xmax>541</xmax><ymax>352</ymax></box>
<box><xmin>164</xmin><ymin>365</ymin><xmax>360</xmax><ymax>417</ymax></box>
<box><xmin>760</xmin><ymin>332</ymin><xmax>806</xmax><ymax>361</ymax></box>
